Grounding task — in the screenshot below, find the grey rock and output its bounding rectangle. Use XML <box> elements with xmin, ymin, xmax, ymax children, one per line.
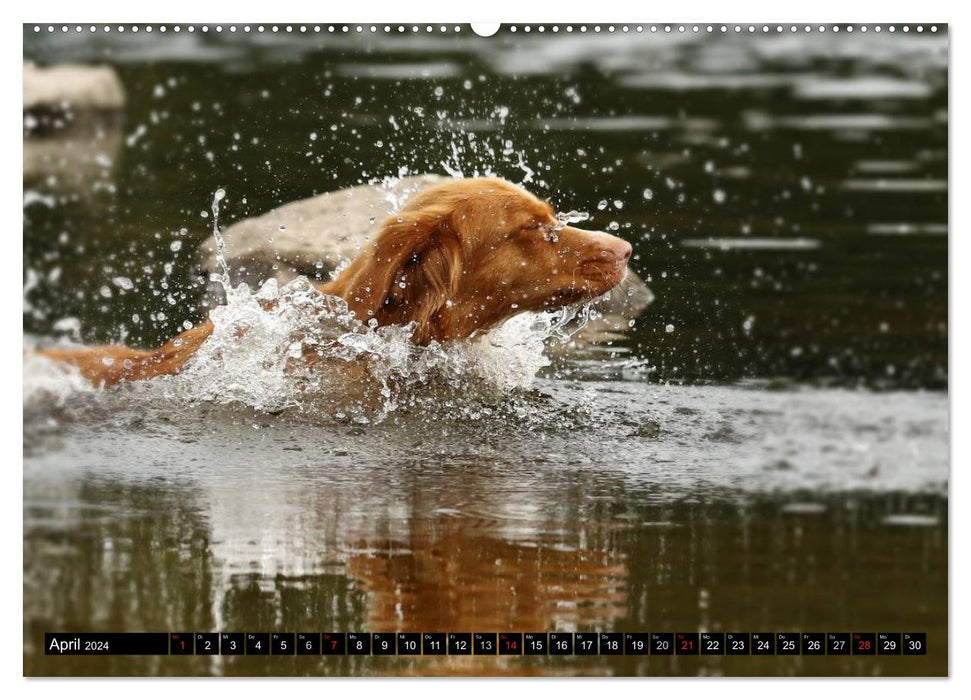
<box><xmin>24</xmin><ymin>63</ymin><xmax>126</xmax><ymax>187</ymax></box>
<box><xmin>197</xmin><ymin>175</ymin><xmax>445</xmax><ymax>293</ymax></box>
<box><xmin>24</xmin><ymin>63</ymin><xmax>126</xmax><ymax>113</ymax></box>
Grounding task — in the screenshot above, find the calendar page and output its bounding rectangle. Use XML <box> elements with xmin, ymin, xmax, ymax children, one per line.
<box><xmin>22</xmin><ymin>19</ymin><xmax>948</xmax><ymax>679</ymax></box>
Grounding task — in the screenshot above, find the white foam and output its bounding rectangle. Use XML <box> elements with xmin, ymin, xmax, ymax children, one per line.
<box><xmin>119</xmin><ymin>275</ymin><xmax>590</xmax><ymax>420</ymax></box>
<box><xmin>23</xmin><ymin>352</ymin><xmax>94</xmax><ymax>406</ymax></box>
<box><xmin>24</xmin><ymin>272</ymin><xmax>583</xmax><ymax>418</ymax></box>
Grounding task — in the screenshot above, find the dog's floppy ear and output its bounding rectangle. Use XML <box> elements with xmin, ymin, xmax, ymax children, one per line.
<box><xmin>329</xmin><ymin>207</ymin><xmax>463</xmax><ymax>343</ymax></box>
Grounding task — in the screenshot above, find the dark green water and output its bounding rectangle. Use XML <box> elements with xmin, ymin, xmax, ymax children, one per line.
<box><xmin>23</xmin><ymin>26</ymin><xmax>948</xmax><ymax>677</ymax></box>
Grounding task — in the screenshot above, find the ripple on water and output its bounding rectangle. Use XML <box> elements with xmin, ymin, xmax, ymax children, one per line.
<box><xmin>23</xmin><ymin>378</ymin><xmax>949</xmax><ymax>498</ymax></box>
<box><xmin>680</xmin><ymin>237</ymin><xmax>820</xmax><ymax>251</ymax></box>
<box><xmin>881</xmin><ymin>513</ymin><xmax>941</xmax><ymax>527</ymax></box>
<box><xmin>780</xmin><ymin>502</ymin><xmax>828</xmax><ymax>515</ymax></box>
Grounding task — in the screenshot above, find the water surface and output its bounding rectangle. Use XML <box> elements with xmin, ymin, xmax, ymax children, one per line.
<box><xmin>24</xmin><ymin>381</ymin><xmax>947</xmax><ymax>675</ymax></box>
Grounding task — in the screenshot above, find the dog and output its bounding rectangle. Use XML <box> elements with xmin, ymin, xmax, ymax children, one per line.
<box><xmin>36</xmin><ymin>177</ymin><xmax>633</xmax><ymax>388</ymax></box>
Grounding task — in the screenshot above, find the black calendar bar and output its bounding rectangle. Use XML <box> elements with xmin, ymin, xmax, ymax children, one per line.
<box><xmin>45</xmin><ymin>633</ymin><xmax>169</xmax><ymax>655</ymax></box>
<box><xmin>43</xmin><ymin>632</ymin><xmax>928</xmax><ymax>656</ymax></box>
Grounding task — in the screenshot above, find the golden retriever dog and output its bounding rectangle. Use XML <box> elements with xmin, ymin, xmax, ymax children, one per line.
<box><xmin>36</xmin><ymin>177</ymin><xmax>633</xmax><ymax>388</ymax></box>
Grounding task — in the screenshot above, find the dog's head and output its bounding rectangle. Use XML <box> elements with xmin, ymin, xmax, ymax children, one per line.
<box><xmin>326</xmin><ymin>177</ymin><xmax>633</xmax><ymax>344</ymax></box>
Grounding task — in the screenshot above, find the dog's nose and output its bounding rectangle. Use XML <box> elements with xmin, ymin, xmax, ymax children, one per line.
<box><xmin>568</xmin><ymin>227</ymin><xmax>634</xmax><ymax>264</ymax></box>
<box><xmin>602</xmin><ymin>237</ymin><xmax>632</xmax><ymax>263</ymax></box>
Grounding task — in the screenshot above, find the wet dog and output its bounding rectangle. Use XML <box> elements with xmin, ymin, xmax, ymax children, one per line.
<box><xmin>37</xmin><ymin>177</ymin><xmax>633</xmax><ymax>388</ymax></box>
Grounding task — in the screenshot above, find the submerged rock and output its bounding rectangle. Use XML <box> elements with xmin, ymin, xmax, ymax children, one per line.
<box><xmin>195</xmin><ymin>176</ymin><xmax>653</xmax><ymax>346</ymax></box>
<box><xmin>23</xmin><ymin>128</ymin><xmax>122</xmax><ymax>188</ymax></box>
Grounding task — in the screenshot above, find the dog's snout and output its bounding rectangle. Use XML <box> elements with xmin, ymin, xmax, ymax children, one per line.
<box><xmin>564</xmin><ymin>227</ymin><xmax>633</xmax><ymax>265</ymax></box>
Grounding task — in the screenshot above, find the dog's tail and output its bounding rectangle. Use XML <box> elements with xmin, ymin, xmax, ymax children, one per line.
<box><xmin>34</xmin><ymin>320</ymin><xmax>215</xmax><ymax>389</ymax></box>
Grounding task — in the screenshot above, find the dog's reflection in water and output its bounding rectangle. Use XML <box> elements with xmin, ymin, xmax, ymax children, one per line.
<box><xmin>346</xmin><ymin>515</ymin><xmax>627</xmax><ymax>674</ymax></box>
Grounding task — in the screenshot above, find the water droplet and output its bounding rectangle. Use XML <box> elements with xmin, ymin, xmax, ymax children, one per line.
<box><xmin>555</xmin><ymin>210</ymin><xmax>590</xmax><ymax>226</ymax></box>
<box><xmin>210</xmin><ymin>187</ymin><xmax>233</xmax><ymax>291</ymax></box>
<box><xmin>665</xmin><ymin>324</ymin><xmax>675</xmax><ymax>333</ymax></box>
<box><xmin>643</xmin><ymin>188</ymin><xmax>654</xmax><ymax>200</ymax></box>
<box><xmin>597</xmin><ymin>200</ymin><xmax>608</xmax><ymax>210</ymax></box>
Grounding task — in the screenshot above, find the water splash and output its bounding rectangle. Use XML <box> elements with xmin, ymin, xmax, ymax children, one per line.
<box><xmin>23</xmin><ymin>181</ymin><xmax>598</xmax><ymax>421</ymax></box>
<box><xmin>146</xmin><ymin>274</ymin><xmax>593</xmax><ymax>422</ymax></box>
<box><xmin>209</xmin><ymin>187</ymin><xmax>232</xmax><ymax>292</ymax></box>
<box><xmin>23</xmin><ymin>351</ymin><xmax>94</xmax><ymax>405</ymax></box>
